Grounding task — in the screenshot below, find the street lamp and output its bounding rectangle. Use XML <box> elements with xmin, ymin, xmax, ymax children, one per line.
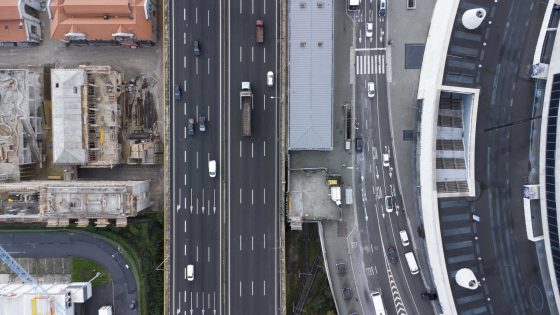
<box><xmin>87</xmin><ymin>271</ymin><xmax>102</xmax><ymax>283</ymax></box>
<box><xmin>270</xmin><ymin>96</ymin><xmax>281</xmax><ymax>100</ymax></box>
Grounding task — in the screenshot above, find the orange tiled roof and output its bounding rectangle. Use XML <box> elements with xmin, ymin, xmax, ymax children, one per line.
<box><xmin>0</xmin><ymin>0</ymin><xmax>27</xmax><ymax>42</ymax></box>
<box><xmin>50</xmin><ymin>0</ymin><xmax>154</xmax><ymax>41</ymax></box>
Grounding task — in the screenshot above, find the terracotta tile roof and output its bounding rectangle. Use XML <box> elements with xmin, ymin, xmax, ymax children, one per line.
<box><xmin>50</xmin><ymin>0</ymin><xmax>154</xmax><ymax>41</ymax></box>
<box><xmin>0</xmin><ymin>0</ymin><xmax>27</xmax><ymax>42</ymax></box>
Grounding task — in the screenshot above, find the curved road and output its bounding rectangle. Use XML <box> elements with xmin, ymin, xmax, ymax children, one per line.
<box><xmin>0</xmin><ymin>230</ymin><xmax>138</xmax><ymax>315</ymax></box>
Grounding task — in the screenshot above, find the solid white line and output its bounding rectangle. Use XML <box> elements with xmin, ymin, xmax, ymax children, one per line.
<box><xmin>355</xmin><ymin>47</ymin><xmax>386</xmax><ymax>51</ymax></box>
<box><xmin>239</xmin><ymin>282</ymin><xmax>242</xmax><ymax>297</ymax></box>
<box><xmin>184</xmin><ymin>174</ymin><xmax>186</xmax><ymax>186</ymax></box>
<box><xmin>184</xmin><ymin>126</ymin><xmax>186</xmax><ymax>139</ymax></box>
<box><xmin>263</xmin><ymin>233</ymin><xmax>266</xmax><ymax>248</ymax></box>
<box><xmin>240</xmin><ymin>0</ymin><xmax>242</xmax><ymax>14</ymax></box>
<box><xmin>251</xmin><ymin>142</ymin><xmax>254</xmax><ymax>158</ymax></box>
<box><xmin>196</xmin><ymin>105</ymin><xmax>199</xmax><ymax>120</ymax></box>
<box><xmin>184</xmin><ymin>102</ymin><xmax>186</xmax><ymax>116</ymax></box>
<box><xmin>184</xmin><ymin>290</ymin><xmax>186</xmax><ymax>303</ymax></box>
<box><xmin>264</xmin><ymin>0</ymin><xmax>266</xmax><ymax>14</ymax></box>
<box><xmin>184</xmin><ymin>80</ymin><xmax>186</xmax><ymax>91</ymax></box>
<box><xmin>263</xmin><ymin>94</ymin><xmax>266</xmax><ymax>111</ymax></box>
<box><xmin>240</xmin><ymin>141</ymin><xmax>242</xmax><ymax>157</ymax></box>
<box><xmin>195</xmin><ymin>7</ymin><xmax>198</xmax><ymax>24</ymax></box>
<box><xmin>184</xmin><ymin>150</ymin><xmax>186</xmax><ymax>163</ymax></box>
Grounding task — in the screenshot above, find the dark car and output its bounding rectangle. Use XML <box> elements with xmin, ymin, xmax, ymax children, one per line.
<box><xmin>421</xmin><ymin>291</ymin><xmax>438</xmax><ymax>300</ymax></box>
<box><xmin>174</xmin><ymin>84</ymin><xmax>181</xmax><ymax>100</ymax></box>
<box><xmin>193</xmin><ymin>40</ymin><xmax>201</xmax><ymax>56</ymax></box>
<box><xmin>199</xmin><ymin>116</ymin><xmax>206</xmax><ymax>132</ymax></box>
<box><xmin>355</xmin><ymin>137</ymin><xmax>363</xmax><ymax>153</ymax></box>
<box><xmin>187</xmin><ymin>118</ymin><xmax>195</xmax><ymax>136</ymax></box>
<box><xmin>342</xmin><ymin>287</ymin><xmax>353</xmax><ymax>299</ymax></box>
<box><xmin>336</xmin><ymin>261</ymin><xmax>347</xmax><ymax>274</ymax></box>
<box><xmin>387</xmin><ymin>246</ymin><xmax>398</xmax><ymax>265</ymax></box>
<box><xmin>130</xmin><ymin>299</ymin><xmax>136</xmax><ymax>310</ymax></box>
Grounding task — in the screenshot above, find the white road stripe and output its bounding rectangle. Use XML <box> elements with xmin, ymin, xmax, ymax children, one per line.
<box><xmin>263</xmin><ymin>233</ymin><xmax>266</xmax><ymax>248</ymax></box>
<box><xmin>251</xmin><ymin>236</ymin><xmax>254</xmax><ymax>251</ymax></box>
<box><xmin>252</xmin><ymin>0</ymin><xmax>254</xmax><ymax>14</ymax></box>
<box><xmin>184</xmin><ymin>126</ymin><xmax>186</xmax><ymax>139</ymax></box>
<box><xmin>381</xmin><ymin>55</ymin><xmax>385</xmax><ymax>74</ymax></box>
<box><xmin>184</xmin><ymin>220</ymin><xmax>186</xmax><ymax>233</ymax></box>
<box><xmin>263</xmin><ymin>280</ymin><xmax>266</xmax><ymax>296</ymax></box>
<box><xmin>196</xmin><ymin>151</ymin><xmax>199</xmax><ymax>168</ymax></box>
<box><xmin>184</xmin><ymin>56</ymin><xmax>186</xmax><ymax>68</ymax></box>
<box><xmin>239</xmin><ymin>188</ymin><xmax>242</xmax><ymax>204</ymax></box>
<box><xmin>184</xmin><ymin>150</ymin><xmax>186</xmax><ymax>163</ymax></box>
<box><xmin>239</xmin><ymin>235</ymin><xmax>242</xmax><ymax>251</ymax></box>
<box><xmin>251</xmin><ymin>46</ymin><xmax>254</xmax><ymax>62</ymax></box>
<box><xmin>196</xmin><ymin>245</ymin><xmax>199</xmax><ymax>262</ymax></box>
<box><xmin>195</xmin><ymin>7</ymin><xmax>198</xmax><ymax>24</ymax></box>
<box><xmin>208</xmin><ymin>58</ymin><xmax>210</xmax><ymax>75</ymax></box>
<box><xmin>264</xmin><ymin>47</ymin><xmax>266</xmax><ymax>63</ymax></box>
<box><xmin>196</xmin><ymin>58</ymin><xmax>199</xmax><ymax>74</ymax></box>
<box><xmin>183</xmin><ymin>8</ymin><xmax>186</xmax><ymax>21</ymax></box>
<box><xmin>208</xmin><ymin>246</ymin><xmax>211</xmax><ymax>262</ymax></box>
<box><xmin>239</xmin><ymin>282</ymin><xmax>242</xmax><ymax>297</ymax></box>
<box><xmin>184</xmin><ymin>244</ymin><xmax>186</xmax><ymax>256</ymax></box>
<box><xmin>263</xmin><ymin>141</ymin><xmax>266</xmax><ymax>157</ymax></box>
<box><xmin>263</xmin><ymin>188</ymin><xmax>266</xmax><ymax>204</ymax></box>
<box><xmin>251</xmin><ymin>142</ymin><xmax>254</xmax><ymax>158</ymax></box>
<box><xmin>239</xmin><ymin>46</ymin><xmax>242</xmax><ymax>62</ymax></box>
<box><xmin>251</xmin><ymin>281</ymin><xmax>254</xmax><ymax>296</ymax></box>
<box><xmin>251</xmin><ymin>189</ymin><xmax>254</xmax><ymax>205</ymax></box>
<box><xmin>207</xmin><ymin>10</ymin><xmax>210</xmax><ymax>27</ymax></box>
<box><xmin>183</xmin><ymin>32</ymin><xmax>186</xmax><ymax>45</ymax></box>
<box><xmin>240</xmin><ymin>141</ymin><xmax>242</xmax><ymax>157</ymax></box>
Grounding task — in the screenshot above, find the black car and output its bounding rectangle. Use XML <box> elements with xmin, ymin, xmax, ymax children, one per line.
<box><xmin>187</xmin><ymin>118</ymin><xmax>195</xmax><ymax>136</ymax></box>
<box><xmin>355</xmin><ymin>137</ymin><xmax>363</xmax><ymax>153</ymax></box>
<box><xmin>130</xmin><ymin>299</ymin><xmax>136</xmax><ymax>310</ymax></box>
<box><xmin>336</xmin><ymin>261</ymin><xmax>347</xmax><ymax>274</ymax></box>
<box><xmin>193</xmin><ymin>40</ymin><xmax>201</xmax><ymax>56</ymax></box>
<box><xmin>421</xmin><ymin>291</ymin><xmax>438</xmax><ymax>300</ymax></box>
<box><xmin>342</xmin><ymin>287</ymin><xmax>353</xmax><ymax>299</ymax></box>
<box><xmin>199</xmin><ymin>116</ymin><xmax>206</xmax><ymax>132</ymax></box>
<box><xmin>174</xmin><ymin>84</ymin><xmax>181</xmax><ymax>100</ymax></box>
<box><xmin>387</xmin><ymin>246</ymin><xmax>398</xmax><ymax>265</ymax></box>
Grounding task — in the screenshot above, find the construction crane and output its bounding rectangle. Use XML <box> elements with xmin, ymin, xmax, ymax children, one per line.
<box><xmin>0</xmin><ymin>245</ymin><xmax>67</xmax><ymax>314</ymax></box>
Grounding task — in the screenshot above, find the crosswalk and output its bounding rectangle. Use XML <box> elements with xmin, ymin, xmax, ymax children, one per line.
<box><xmin>356</xmin><ymin>54</ymin><xmax>386</xmax><ymax>75</ymax></box>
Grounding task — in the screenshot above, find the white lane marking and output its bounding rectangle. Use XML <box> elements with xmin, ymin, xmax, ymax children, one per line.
<box><xmin>263</xmin><ymin>188</ymin><xmax>266</xmax><ymax>204</ymax></box>
<box><xmin>196</xmin><ymin>292</ymin><xmax>199</xmax><ymax>308</ymax></box>
<box><xmin>263</xmin><ymin>93</ymin><xmax>266</xmax><ymax>111</ymax></box>
<box><xmin>208</xmin><ymin>57</ymin><xmax>210</xmax><ymax>75</ymax></box>
<box><xmin>184</xmin><ymin>290</ymin><xmax>186</xmax><ymax>303</ymax></box>
<box><xmin>208</xmin><ymin>105</ymin><xmax>211</xmax><ymax>122</ymax></box>
<box><xmin>184</xmin><ymin>267</ymin><xmax>186</xmax><ymax>279</ymax></box>
<box><xmin>184</xmin><ymin>80</ymin><xmax>186</xmax><ymax>91</ymax></box>
<box><xmin>184</xmin><ymin>174</ymin><xmax>186</xmax><ymax>186</ymax></box>
<box><xmin>207</xmin><ymin>200</ymin><xmax>210</xmax><ymax>216</ymax></box>
<box><xmin>196</xmin><ymin>58</ymin><xmax>199</xmax><ymax>74</ymax></box>
<box><xmin>239</xmin><ymin>282</ymin><xmax>242</xmax><ymax>297</ymax></box>
<box><xmin>184</xmin><ymin>244</ymin><xmax>186</xmax><ymax>256</ymax></box>
<box><xmin>207</xmin><ymin>10</ymin><xmax>210</xmax><ymax>27</ymax></box>
<box><xmin>264</xmin><ymin>47</ymin><xmax>266</xmax><ymax>63</ymax></box>
<box><xmin>239</xmin><ymin>235</ymin><xmax>242</xmax><ymax>251</ymax></box>
<box><xmin>252</xmin><ymin>0</ymin><xmax>254</xmax><ymax>14</ymax></box>
<box><xmin>251</xmin><ymin>236</ymin><xmax>254</xmax><ymax>251</ymax></box>
<box><xmin>196</xmin><ymin>105</ymin><xmax>199</xmax><ymax>121</ymax></box>
<box><xmin>202</xmin><ymin>189</ymin><xmax>205</xmax><ymax>213</ymax></box>
<box><xmin>208</xmin><ymin>246</ymin><xmax>211</xmax><ymax>262</ymax></box>
<box><xmin>251</xmin><ymin>46</ymin><xmax>254</xmax><ymax>62</ymax></box>
<box><xmin>196</xmin><ymin>151</ymin><xmax>199</xmax><ymax>169</ymax></box>
<box><xmin>195</xmin><ymin>7</ymin><xmax>198</xmax><ymax>24</ymax></box>
<box><xmin>239</xmin><ymin>188</ymin><xmax>242</xmax><ymax>204</ymax></box>
<box><xmin>251</xmin><ymin>281</ymin><xmax>254</xmax><ymax>296</ymax></box>
<box><xmin>263</xmin><ymin>233</ymin><xmax>266</xmax><ymax>248</ymax></box>
<box><xmin>184</xmin><ymin>126</ymin><xmax>186</xmax><ymax>139</ymax></box>
<box><xmin>196</xmin><ymin>245</ymin><xmax>199</xmax><ymax>262</ymax></box>
<box><xmin>263</xmin><ymin>280</ymin><xmax>266</xmax><ymax>296</ymax></box>
<box><xmin>184</xmin><ymin>220</ymin><xmax>186</xmax><ymax>233</ymax></box>
<box><xmin>190</xmin><ymin>188</ymin><xmax>193</xmax><ymax>213</ymax></box>
<box><xmin>184</xmin><ymin>56</ymin><xmax>186</xmax><ymax>68</ymax></box>
<box><xmin>263</xmin><ymin>141</ymin><xmax>266</xmax><ymax>157</ymax></box>
<box><xmin>240</xmin><ymin>46</ymin><xmax>242</xmax><ymax>62</ymax></box>
<box><xmin>240</xmin><ymin>0</ymin><xmax>242</xmax><ymax>14</ymax></box>
<box><xmin>183</xmin><ymin>102</ymin><xmax>186</xmax><ymax>116</ymax></box>
<box><xmin>183</xmin><ymin>32</ymin><xmax>186</xmax><ymax>45</ymax></box>
<box><xmin>263</xmin><ymin>0</ymin><xmax>266</xmax><ymax>14</ymax></box>
<box><xmin>251</xmin><ymin>189</ymin><xmax>254</xmax><ymax>205</ymax></box>
<box><xmin>183</xmin><ymin>8</ymin><xmax>186</xmax><ymax>20</ymax></box>
<box><xmin>239</xmin><ymin>141</ymin><xmax>242</xmax><ymax>157</ymax></box>
<box><xmin>251</xmin><ymin>142</ymin><xmax>254</xmax><ymax>158</ymax></box>
<box><xmin>184</xmin><ymin>150</ymin><xmax>186</xmax><ymax>163</ymax></box>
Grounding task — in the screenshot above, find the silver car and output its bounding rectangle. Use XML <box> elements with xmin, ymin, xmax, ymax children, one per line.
<box><xmin>367</xmin><ymin>82</ymin><xmax>375</xmax><ymax>98</ymax></box>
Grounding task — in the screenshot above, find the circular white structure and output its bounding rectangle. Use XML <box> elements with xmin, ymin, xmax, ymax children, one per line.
<box><xmin>455</xmin><ymin>268</ymin><xmax>480</xmax><ymax>290</ymax></box>
<box><xmin>462</xmin><ymin>8</ymin><xmax>486</xmax><ymax>30</ymax></box>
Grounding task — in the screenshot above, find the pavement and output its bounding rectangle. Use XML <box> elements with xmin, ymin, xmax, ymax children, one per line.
<box><xmin>226</xmin><ymin>0</ymin><xmax>280</xmax><ymax>312</ymax></box>
<box><xmin>0</xmin><ymin>230</ymin><xmax>138</xmax><ymax>315</ymax></box>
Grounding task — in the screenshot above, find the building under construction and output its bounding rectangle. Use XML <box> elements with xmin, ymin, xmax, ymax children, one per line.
<box><xmin>0</xmin><ymin>180</ymin><xmax>151</xmax><ymax>227</ymax></box>
<box><xmin>0</xmin><ymin>68</ymin><xmax>43</xmax><ymax>182</ymax></box>
<box><xmin>51</xmin><ymin>66</ymin><xmax>123</xmax><ymax>168</ymax></box>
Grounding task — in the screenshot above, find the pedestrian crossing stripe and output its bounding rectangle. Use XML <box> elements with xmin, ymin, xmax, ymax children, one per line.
<box><xmin>356</xmin><ymin>54</ymin><xmax>386</xmax><ymax>75</ymax></box>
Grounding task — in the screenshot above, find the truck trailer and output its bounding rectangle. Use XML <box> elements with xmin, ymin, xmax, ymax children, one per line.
<box><xmin>241</xmin><ymin>82</ymin><xmax>253</xmax><ymax>137</ymax></box>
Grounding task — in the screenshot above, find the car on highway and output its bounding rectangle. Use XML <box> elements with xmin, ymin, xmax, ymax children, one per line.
<box><xmin>382</xmin><ymin>153</ymin><xmax>390</xmax><ymax>167</ymax></box>
<box><xmin>366</xmin><ymin>23</ymin><xmax>373</xmax><ymax>38</ymax></box>
<box><xmin>342</xmin><ymin>287</ymin><xmax>353</xmax><ymax>299</ymax></box>
<box><xmin>387</xmin><ymin>246</ymin><xmax>398</xmax><ymax>265</ymax></box>
<box><xmin>174</xmin><ymin>84</ymin><xmax>182</xmax><ymax>100</ymax></box>
<box><xmin>399</xmin><ymin>230</ymin><xmax>410</xmax><ymax>246</ymax></box>
<box><xmin>378</xmin><ymin>0</ymin><xmax>387</xmax><ymax>16</ymax></box>
<box><xmin>187</xmin><ymin>118</ymin><xmax>195</xmax><ymax>136</ymax></box>
<box><xmin>367</xmin><ymin>82</ymin><xmax>375</xmax><ymax>98</ymax></box>
<box><xmin>267</xmin><ymin>71</ymin><xmax>274</xmax><ymax>87</ymax></box>
<box><xmin>355</xmin><ymin>137</ymin><xmax>363</xmax><ymax>153</ymax></box>
<box><xmin>130</xmin><ymin>299</ymin><xmax>136</xmax><ymax>310</ymax></box>
<box><xmin>187</xmin><ymin>264</ymin><xmax>194</xmax><ymax>281</ymax></box>
<box><xmin>208</xmin><ymin>160</ymin><xmax>217</xmax><ymax>178</ymax></box>
<box><xmin>193</xmin><ymin>40</ymin><xmax>201</xmax><ymax>56</ymax></box>
<box><xmin>384</xmin><ymin>195</ymin><xmax>393</xmax><ymax>213</ymax></box>
<box><xmin>199</xmin><ymin>116</ymin><xmax>206</xmax><ymax>132</ymax></box>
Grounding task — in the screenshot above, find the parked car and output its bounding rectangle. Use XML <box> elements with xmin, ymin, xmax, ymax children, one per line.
<box><xmin>367</xmin><ymin>82</ymin><xmax>375</xmax><ymax>98</ymax></box>
<box><xmin>193</xmin><ymin>40</ymin><xmax>201</xmax><ymax>56</ymax></box>
<box><xmin>174</xmin><ymin>84</ymin><xmax>182</xmax><ymax>100</ymax></box>
<box><xmin>187</xmin><ymin>118</ymin><xmax>195</xmax><ymax>136</ymax></box>
<box><xmin>366</xmin><ymin>23</ymin><xmax>373</xmax><ymax>38</ymax></box>
<box><xmin>387</xmin><ymin>246</ymin><xmax>398</xmax><ymax>265</ymax></box>
<box><xmin>355</xmin><ymin>137</ymin><xmax>363</xmax><ymax>153</ymax></box>
<box><xmin>385</xmin><ymin>195</ymin><xmax>393</xmax><ymax>213</ymax></box>
<box><xmin>199</xmin><ymin>116</ymin><xmax>206</xmax><ymax>132</ymax></box>
<box><xmin>399</xmin><ymin>230</ymin><xmax>410</xmax><ymax>247</ymax></box>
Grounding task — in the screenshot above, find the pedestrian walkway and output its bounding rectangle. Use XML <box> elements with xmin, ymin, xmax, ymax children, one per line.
<box><xmin>356</xmin><ymin>53</ymin><xmax>386</xmax><ymax>75</ymax></box>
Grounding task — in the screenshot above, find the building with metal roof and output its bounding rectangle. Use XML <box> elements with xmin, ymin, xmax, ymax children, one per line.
<box><xmin>287</xmin><ymin>0</ymin><xmax>333</xmax><ymax>151</ymax></box>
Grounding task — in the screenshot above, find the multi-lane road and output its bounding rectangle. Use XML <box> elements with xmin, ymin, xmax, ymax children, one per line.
<box><xmin>171</xmin><ymin>0</ymin><xmax>222</xmax><ymax>314</ymax></box>
<box><xmin>351</xmin><ymin>1</ymin><xmax>432</xmax><ymax>314</ymax></box>
<box><xmin>171</xmin><ymin>0</ymin><xmax>279</xmax><ymax>314</ymax></box>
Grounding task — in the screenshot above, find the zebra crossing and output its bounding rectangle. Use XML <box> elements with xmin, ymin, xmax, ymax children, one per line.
<box><xmin>356</xmin><ymin>54</ymin><xmax>386</xmax><ymax>75</ymax></box>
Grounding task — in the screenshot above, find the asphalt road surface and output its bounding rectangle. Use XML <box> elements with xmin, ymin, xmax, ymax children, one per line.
<box><xmin>171</xmin><ymin>0</ymin><xmax>223</xmax><ymax>314</ymax></box>
<box><xmin>227</xmin><ymin>0</ymin><xmax>280</xmax><ymax>313</ymax></box>
<box><xmin>0</xmin><ymin>230</ymin><xmax>137</xmax><ymax>315</ymax></box>
<box><xmin>351</xmin><ymin>1</ymin><xmax>433</xmax><ymax>314</ymax></box>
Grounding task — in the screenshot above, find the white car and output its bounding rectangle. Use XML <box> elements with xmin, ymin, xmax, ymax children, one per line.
<box><xmin>382</xmin><ymin>153</ymin><xmax>390</xmax><ymax>167</ymax></box>
<box><xmin>367</xmin><ymin>82</ymin><xmax>375</xmax><ymax>98</ymax></box>
<box><xmin>187</xmin><ymin>264</ymin><xmax>194</xmax><ymax>281</ymax></box>
<box><xmin>385</xmin><ymin>195</ymin><xmax>393</xmax><ymax>213</ymax></box>
<box><xmin>399</xmin><ymin>230</ymin><xmax>410</xmax><ymax>247</ymax></box>
<box><xmin>208</xmin><ymin>160</ymin><xmax>217</xmax><ymax>178</ymax></box>
<box><xmin>267</xmin><ymin>71</ymin><xmax>274</xmax><ymax>87</ymax></box>
<box><xmin>366</xmin><ymin>23</ymin><xmax>373</xmax><ymax>38</ymax></box>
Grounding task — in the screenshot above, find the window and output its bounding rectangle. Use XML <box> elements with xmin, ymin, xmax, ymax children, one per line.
<box><xmin>30</xmin><ymin>25</ymin><xmax>37</xmax><ymax>35</ymax></box>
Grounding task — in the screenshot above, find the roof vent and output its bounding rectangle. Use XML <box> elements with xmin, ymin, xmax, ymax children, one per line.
<box><xmin>300</xmin><ymin>3</ymin><xmax>306</xmax><ymax>8</ymax></box>
<box><xmin>300</xmin><ymin>42</ymin><xmax>306</xmax><ymax>47</ymax></box>
<box><xmin>103</xmin><ymin>15</ymin><xmax>109</xmax><ymax>20</ymax></box>
<box><xmin>317</xmin><ymin>2</ymin><xmax>324</xmax><ymax>8</ymax></box>
<box><xmin>318</xmin><ymin>42</ymin><xmax>323</xmax><ymax>47</ymax></box>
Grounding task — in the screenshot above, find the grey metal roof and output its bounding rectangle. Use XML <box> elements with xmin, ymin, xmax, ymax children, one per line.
<box><xmin>288</xmin><ymin>0</ymin><xmax>333</xmax><ymax>151</ymax></box>
<box><xmin>51</xmin><ymin>69</ymin><xmax>87</xmax><ymax>165</ymax></box>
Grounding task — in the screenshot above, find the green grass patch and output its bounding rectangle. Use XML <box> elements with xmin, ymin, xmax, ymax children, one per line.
<box><xmin>71</xmin><ymin>257</ymin><xmax>112</xmax><ymax>288</ymax></box>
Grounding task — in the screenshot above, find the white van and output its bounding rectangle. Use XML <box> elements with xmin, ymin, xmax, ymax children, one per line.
<box><xmin>370</xmin><ymin>291</ymin><xmax>386</xmax><ymax>315</ymax></box>
<box><xmin>399</xmin><ymin>230</ymin><xmax>409</xmax><ymax>246</ymax></box>
<box><xmin>404</xmin><ymin>252</ymin><xmax>419</xmax><ymax>275</ymax></box>
<box><xmin>187</xmin><ymin>264</ymin><xmax>194</xmax><ymax>281</ymax></box>
<box><xmin>208</xmin><ymin>160</ymin><xmax>216</xmax><ymax>178</ymax></box>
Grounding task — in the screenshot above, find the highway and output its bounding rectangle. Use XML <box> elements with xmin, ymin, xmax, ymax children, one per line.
<box><xmin>171</xmin><ymin>0</ymin><xmax>222</xmax><ymax>314</ymax></box>
<box><xmin>351</xmin><ymin>1</ymin><xmax>432</xmax><ymax>314</ymax></box>
<box><xmin>227</xmin><ymin>0</ymin><xmax>280</xmax><ymax>313</ymax></box>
